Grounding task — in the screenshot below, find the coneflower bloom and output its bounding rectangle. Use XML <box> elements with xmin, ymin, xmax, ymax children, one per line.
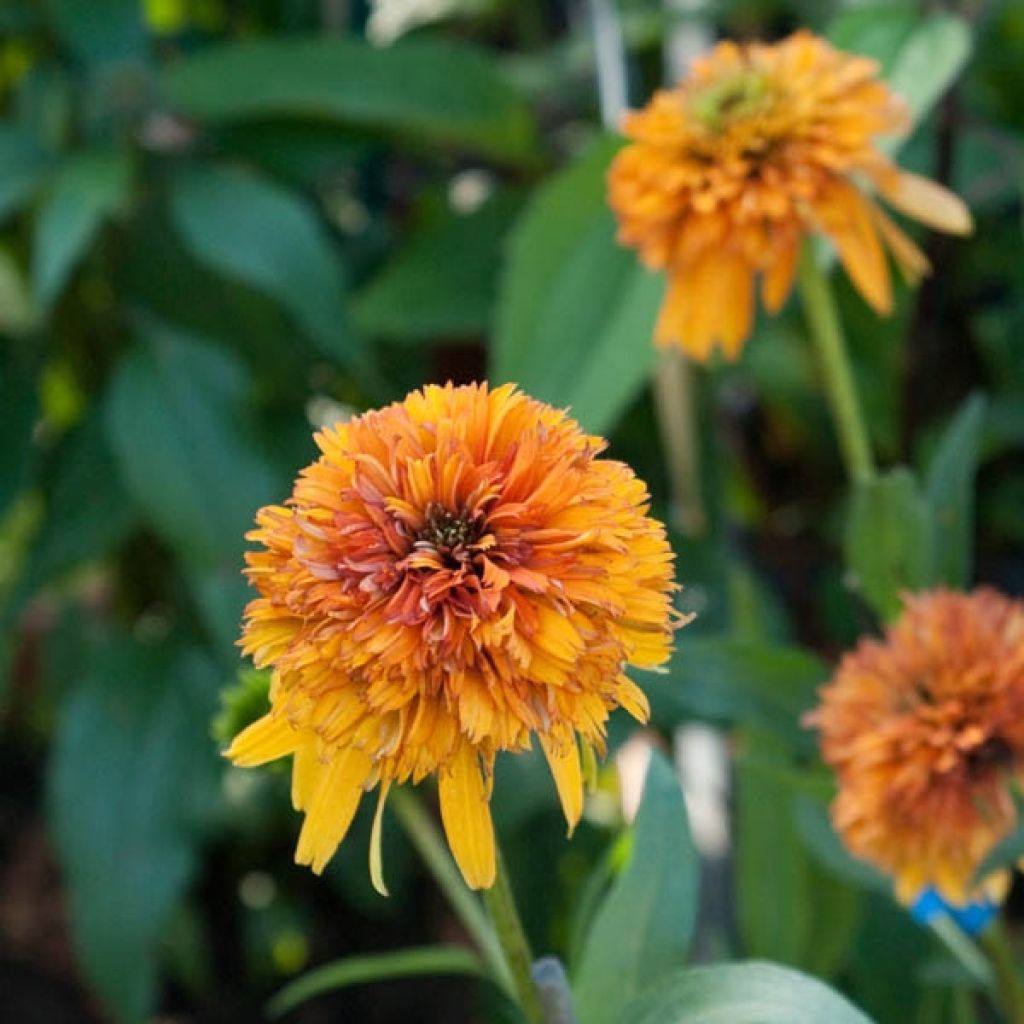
<box><xmin>226</xmin><ymin>383</ymin><xmax>683</xmax><ymax>890</ymax></box>
<box><xmin>608</xmin><ymin>30</ymin><xmax>972</xmax><ymax>361</ymax></box>
<box><xmin>808</xmin><ymin>589</ymin><xmax>1024</xmax><ymax>907</ymax></box>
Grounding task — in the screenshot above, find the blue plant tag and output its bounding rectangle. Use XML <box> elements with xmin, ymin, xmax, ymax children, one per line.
<box><xmin>910</xmin><ymin>887</ymin><xmax>999</xmax><ymax>936</ymax></box>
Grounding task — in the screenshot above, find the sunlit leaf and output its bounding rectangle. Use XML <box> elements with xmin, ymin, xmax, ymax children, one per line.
<box><xmin>0</xmin><ymin>124</ymin><xmax>52</xmax><ymax>221</ymax></box>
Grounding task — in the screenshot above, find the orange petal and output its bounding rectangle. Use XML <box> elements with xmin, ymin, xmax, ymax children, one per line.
<box><xmin>878</xmin><ymin>170</ymin><xmax>973</xmax><ymax>236</ymax></box>
<box><xmin>654</xmin><ymin>274</ymin><xmax>688</xmax><ymax>351</ymax></box>
<box><xmin>438</xmin><ymin>741</ymin><xmax>496</xmax><ymax>890</ymax></box>
<box><xmin>294</xmin><ymin>744</ymin><xmax>373</xmax><ymax>874</ymax></box>
<box><xmin>761</xmin><ymin>239</ymin><xmax>798</xmax><ymax>314</ymax></box>
<box><xmin>226</xmin><ymin>713</ymin><xmax>301</xmax><ymax>766</ymax></box>
<box><xmin>870</xmin><ymin>203</ymin><xmax>930</xmax><ymax>287</ymax></box>
<box><xmin>369</xmin><ymin>779</ymin><xmax>392</xmax><ymax>897</ymax></box>
<box><xmin>817</xmin><ymin>185</ymin><xmax>892</xmax><ymax>315</ymax></box>
<box><xmin>539</xmin><ymin>731</ymin><xmax>584</xmax><ymax>836</ymax></box>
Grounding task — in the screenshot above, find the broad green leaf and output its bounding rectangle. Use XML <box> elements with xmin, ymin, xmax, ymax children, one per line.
<box><xmin>0</xmin><ymin>124</ymin><xmax>52</xmax><ymax>221</ymax></box>
<box><xmin>105</xmin><ymin>320</ymin><xmax>280</xmax><ymax>567</ymax></box>
<box><xmin>645</xmin><ymin>635</ymin><xmax>827</xmax><ymax>752</ymax></box>
<box><xmin>33</xmin><ymin>150</ymin><xmax>132</xmax><ymax>307</ymax></box>
<box><xmin>354</xmin><ymin>192</ymin><xmax>520</xmax><ymax>341</ymax></box>
<box><xmin>49</xmin><ymin>638</ymin><xmax>221</xmax><ymax>1024</ymax></box>
<box><xmin>169</xmin><ymin>165</ymin><xmax>352</xmax><ymax>365</ymax></box>
<box><xmin>48</xmin><ymin>0</ymin><xmax>146</xmax><ymax>64</ymax></box>
<box><xmin>267</xmin><ymin>946</ymin><xmax>487</xmax><ymax>1018</ymax></box>
<box><xmin>13</xmin><ymin>409</ymin><xmax>138</xmax><ymax>603</ymax></box>
<box><xmin>492</xmin><ymin>137</ymin><xmax>658</xmax><ymax>434</ymax></box>
<box><xmin>844</xmin><ymin>467</ymin><xmax>933</xmax><ymax>622</ymax></box>
<box><xmin>924</xmin><ymin>393</ymin><xmax>987</xmax><ymax>589</ymax></box>
<box><xmin>793</xmin><ymin>796</ymin><xmax>888</xmax><ymax>893</ymax></box>
<box><xmin>887</xmin><ymin>15</ymin><xmax>972</xmax><ymax>128</ymax></box>
<box><xmin>974</xmin><ymin>818</ymin><xmax>1024</xmax><ymax>885</ymax></box>
<box><xmin>0</xmin><ymin>351</ymin><xmax>38</xmax><ymax>519</ymax></box>
<box><xmin>0</xmin><ymin>245</ymin><xmax>36</xmax><ymax>333</ymax></box>
<box><xmin>827</xmin><ymin>5</ymin><xmax>917</xmax><ymax>72</ymax></box>
<box><xmin>573</xmin><ymin>751</ymin><xmax>698</xmax><ymax>1024</ymax></box>
<box><xmin>163</xmin><ymin>36</ymin><xmax>536</xmax><ymax>162</ymax></box>
<box><xmin>618</xmin><ymin>962</ymin><xmax>875</xmax><ymax>1024</ymax></box>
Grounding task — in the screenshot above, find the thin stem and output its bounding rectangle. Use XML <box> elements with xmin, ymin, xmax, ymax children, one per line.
<box><xmin>653</xmin><ymin>350</ymin><xmax>707</xmax><ymax>536</ymax></box>
<box><xmin>797</xmin><ymin>242</ymin><xmax>877</xmax><ymax>485</ymax></box>
<box><xmin>928</xmin><ymin>915</ymin><xmax>994</xmax><ymax>991</ymax></box>
<box><xmin>482</xmin><ymin>846</ymin><xmax>545</xmax><ymax>1024</ymax></box>
<box><xmin>390</xmin><ymin>788</ymin><xmax>510</xmax><ymax>991</ymax></box>
<box><xmin>981</xmin><ymin>920</ymin><xmax>1024</xmax><ymax>1023</ymax></box>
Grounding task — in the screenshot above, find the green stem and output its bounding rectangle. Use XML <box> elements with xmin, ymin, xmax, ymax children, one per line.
<box><xmin>982</xmin><ymin>920</ymin><xmax>1024</xmax><ymax>1023</ymax></box>
<box><xmin>390</xmin><ymin>788</ymin><xmax>510</xmax><ymax>992</ymax></box>
<box><xmin>482</xmin><ymin>846</ymin><xmax>545</xmax><ymax>1024</ymax></box>
<box><xmin>928</xmin><ymin>915</ymin><xmax>994</xmax><ymax>991</ymax></box>
<box><xmin>797</xmin><ymin>242</ymin><xmax>877</xmax><ymax>485</ymax></box>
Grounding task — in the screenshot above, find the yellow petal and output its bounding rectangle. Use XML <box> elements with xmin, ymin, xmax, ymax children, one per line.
<box><xmin>818</xmin><ymin>186</ymin><xmax>892</xmax><ymax>315</ymax></box>
<box><xmin>761</xmin><ymin>239</ymin><xmax>798</xmax><ymax>314</ymax></box>
<box><xmin>226</xmin><ymin>713</ymin><xmax>301</xmax><ymax>766</ymax></box>
<box><xmin>369</xmin><ymin>779</ymin><xmax>392</xmax><ymax>897</ymax></box>
<box><xmin>438</xmin><ymin>741</ymin><xmax>496</xmax><ymax>890</ymax></box>
<box><xmin>295</xmin><ymin>745</ymin><xmax>373</xmax><ymax>874</ymax></box>
<box><xmin>291</xmin><ymin>740</ymin><xmax>320</xmax><ymax>811</ymax></box>
<box><xmin>539</xmin><ymin>731</ymin><xmax>583</xmax><ymax>836</ymax></box>
<box><xmin>870</xmin><ymin>203</ymin><xmax>930</xmax><ymax>287</ymax></box>
<box><xmin>879</xmin><ymin>170</ymin><xmax>973</xmax><ymax>236</ymax></box>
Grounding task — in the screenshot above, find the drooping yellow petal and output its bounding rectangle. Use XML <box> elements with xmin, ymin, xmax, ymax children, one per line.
<box><xmin>761</xmin><ymin>239</ymin><xmax>798</xmax><ymax>314</ymax></box>
<box><xmin>438</xmin><ymin>741</ymin><xmax>496</xmax><ymax>890</ymax></box>
<box><xmin>369</xmin><ymin>779</ymin><xmax>392</xmax><ymax>897</ymax></box>
<box><xmin>295</xmin><ymin>745</ymin><xmax>373</xmax><ymax>874</ymax></box>
<box><xmin>291</xmin><ymin>740</ymin><xmax>320</xmax><ymax>811</ymax></box>
<box><xmin>878</xmin><ymin>170</ymin><xmax>973</xmax><ymax>236</ymax></box>
<box><xmin>818</xmin><ymin>185</ymin><xmax>892</xmax><ymax>315</ymax></box>
<box><xmin>539</xmin><ymin>731</ymin><xmax>584</xmax><ymax>836</ymax></box>
<box><xmin>226</xmin><ymin>713</ymin><xmax>302</xmax><ymax>766</ymax></box>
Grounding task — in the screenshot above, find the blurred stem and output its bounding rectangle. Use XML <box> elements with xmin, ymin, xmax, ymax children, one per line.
<box><xmin>981</xmin><ymin>920</ymin><xmax>1024</xmax><ymax>1023</ymax></box>
<box><xmin>797</xmin><ymin>243</ymin><xmax>876</xmax><ymax>485</ymax></box>
<box><xmin>654</xmin><ymin>350</ymin><xmax>707</xmax><ymax>536</ymax></box>
<box><xmin>390</xmin><ymin>788</ymin><xmax>510</xmax><ymax>992</ymax></box>
<box><xmin>928</xmin><ymin>915</ymin><xmax>994</xmax><ymax>991</ymax></box>
<box><xmin>482</xmin><ymin>846</ymin><xmax>544</xmax><ymax>1024</ymax></box>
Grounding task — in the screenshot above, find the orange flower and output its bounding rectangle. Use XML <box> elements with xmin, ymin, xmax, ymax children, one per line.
<box><xmin>608</xmin><ymin>30</ymin><xmax>972</xmax><ymax>361</ymax></box>
<box><xmin>808</xmin><ymin>589</ymin><xmax>1024</xmax><ymax>907</ymax></box>
<box><xmin>226</xmin><ymin>383</ymin><xmax>684</xmax><ymax>890</ymax></box>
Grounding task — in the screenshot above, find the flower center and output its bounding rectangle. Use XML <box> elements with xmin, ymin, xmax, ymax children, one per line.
<box><xmin>691</xmin><ymin>71</ymin><xmax>771</xmax><ymax>131</ymax></box>
<box><xmin>417</xmin><ymin>503</ymin><xmax>482</xmax><ymax>562</ymax></box>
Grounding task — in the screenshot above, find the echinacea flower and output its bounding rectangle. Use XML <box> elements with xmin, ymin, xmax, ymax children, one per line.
<box><xmin>608</xmin><ymin>30</ymin><xmax>973</xmax><ymax>361</ymax></box>
<box><xmin>226</xmin><ymin>383</ymin><xmax>683</xmax><ymax>890</ymax></box>
<box><xmin>808</xmin><ymin>589</ymin><xmax>1024</xmax><ymax>907</ymax></box>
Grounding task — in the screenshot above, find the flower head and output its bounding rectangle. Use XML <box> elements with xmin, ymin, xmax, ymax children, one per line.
<box><xmin>226</xmin><ymin>382</ymin><xmax>683</xmax><ymax>889</ymax></box>
<box><xmin>608</xmin><ymin>30</ymin><xmax>972</xmax><ymax>361</ymax></box>
<box><xmin>809</xmin><ymin>589</ymin><xmax>1024</xmax><ymax>907</ymax></box>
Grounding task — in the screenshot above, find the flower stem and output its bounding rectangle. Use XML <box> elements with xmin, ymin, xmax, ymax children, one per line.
<box><xmin>981</xmin><ymin>920</ymin><xmax>1024</xmax><ymax>1023</ymax></box>
<box><xmin>928</xmin><ymin>915</ymin><xmax>994</xmax><ymax>991</ymax></box>
<box><xmin>482</xmin><ymin>846</ymin><xmax>545</xmax><ymax>1024</ymax></box>
<box><xmin>390</xmin><ymin>788</ymin><xmax>510</xmax><ymax>992</ymax></box>
<box><xmin>797</xmin><ymin>242</ymin><xmax>877</xmax><ymax>485</ymax></box>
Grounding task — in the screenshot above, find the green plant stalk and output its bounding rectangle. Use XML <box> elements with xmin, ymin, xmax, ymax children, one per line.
<box><xmin>797</xmin><ymin>243</ymin><xmax>877</xmax><ymax>485</ymax></box>
<box><xmin>928</xmin><ymin>915</ymin><xmax>994</xmax><ymax>991</ymax></box>
<box><xmin>981</xmin><ymin>920</ymin><xmax>1024</xmax><ymax>1023</ymax></box>
<box><xmin>482</xmin><ymin>846</ymin><xmax>545</xmax><ymax>1024</ymax></box>
<box><xmin>390</xmin><ymin>788</ymin><xmax>511</xmax><ymax>992</ymax></box>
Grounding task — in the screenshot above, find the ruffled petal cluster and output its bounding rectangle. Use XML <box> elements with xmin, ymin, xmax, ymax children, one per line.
<box><xmin>809</xmin><ymin>589</ymin><xmax>1024</xmax><ymax>907</ymax></box>
<box><xmin>608</xmin><ymin>30</ymin><xmax>972</xmax><ymax>361</ymax></box>
<box><xmin>227</xmin><ymin>383</ymin><xmax>683</xmax><ymax>889</ymax></box>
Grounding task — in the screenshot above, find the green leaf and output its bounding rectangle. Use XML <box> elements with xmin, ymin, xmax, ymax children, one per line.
<box><xmin>169</xmin><ymin>165</ymin><xmax>352</xmax><ymax>365</ymax></box>
<box><xmin>924</xmin><ymin>393</ymin><xmax>987</xmax><ymax>589</ymax></box>
<box><xmin>618</xmin><ymin>962</ymin><xmax>875</xmax><ymax>1024</ymax></box>
<box><xmin>49</xmin><ymin>638</ymin><xmax>221</xmax><ymax>1024</ymax></box>
<box><xmin>0</xmin><ymin>123</ymin><xmax>52</xmax><ymax>221</ymax></box>
<box><xmin>886</xmin><ymin>15</ymin><xmax>972</xmax><ymax>129</ymax></box>
<box><xmin>14</xmin><ymin>408</ymin><xmax>138</xmax><ymax>602</ymax></box>
<box><xmin>267</xmin><ymin>946</ymin><xmax>487</xmax><ymax>1019</ymax></box>
<box><xmin>573</xmin><ymin>751</ymin><xmax>698</xmax><ymax>1024</ymax></box>
<box><xmin>47</xmin><ymin>0</ymin><xmax>146</xmax><ymax>65</ymax></box>
<box><xmin>33</xmin><ymin>150</ymin><xmax>132</xmax><ymax>307</ymax></box>
<box><xmin>354</xmin><ymin>191</ymin><xmax>520</xmax><ymax>341</ymax></box>
<box><xmin>492</xmin><ymin>137</ymin><xmax>659</xmax><ymax>434</ymax></box>
<box><xmin>163</xmin><ymin>36</ymin><xmax>536</xmax><ymax>162</ymax></box>
<box><xmin>105</xmin><ymin>320</ymin><xmax>280</xmax><ymax>567</ymax></box>
<box><xmin>974</xmin><ymin>817</ymin><xmax>1024</xmax><ymax>886</ymax></box>
<box><xmin>0</xmin><ymin>244</ymin><xmax>36</xmax><ymax>333</ymax></box>
<box><xmin>844</xmin><ymin>467</ymin><xmax>933</xmax><ymax>621</ymax></box>
<box><xmin>646</xmin><ymin>636</ymin><xmax>827</xmax><ymax>752</ymax></box>
<box><xmin>827</xmin><ymin>5</ymin><xmax>917</xmax><ymax>73</ymax></box>
<box><xmin>0</xmin><ymin>351</ymin><xmax>38</xmax><ymax>519</ymax></box>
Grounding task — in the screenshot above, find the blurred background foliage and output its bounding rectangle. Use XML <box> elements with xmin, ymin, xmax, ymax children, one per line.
<box><xmin>0</xmin><ymin>0</ymin><xmax>1022</xmax><ymax>1021</ymax></box>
